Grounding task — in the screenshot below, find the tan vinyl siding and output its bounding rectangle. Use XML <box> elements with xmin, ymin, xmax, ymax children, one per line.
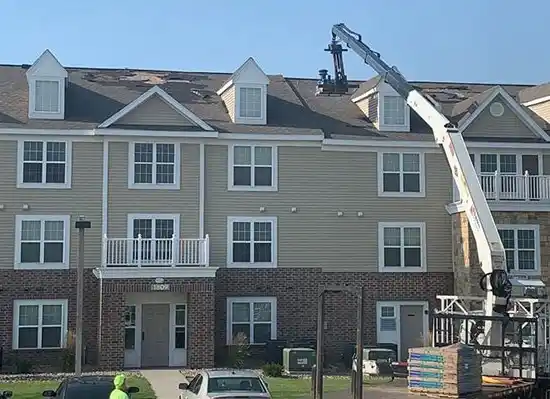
<box><xmin>462</xmin><ymin>95</ymin><xmax>539</xmax><ymax>140</ymax></box>
<box><xmin>529</xmin><ymin>100</ymin><xmax>550</xmax><ymax>124</ymax></box>
<box><xmin>114</xmin><ymin>94</ymin><xmax>196</xmax><ymax>127</ymax></box>
<box><xmin>0</xmin><ymin>140</ymin><xmax>103</xmax><ymax>269</ymax></box>
<box><xmin>106</xmin><ymin>142</ymin><xmax>200</xmax><ymax>239</ymax></box>
<box><xmin>355</xmin><ymin>93</ymin><xmax>379</xmax><ymax>123</ymax></box>
<box><xmin>205</xmin><ymin>145</ymin><xmax>453</xmax><ymax>273</ymax></box>
<box><xmin>221</xmin><ymin>86</ymin><xmax>236</xmax><ymax>122</ymax></box>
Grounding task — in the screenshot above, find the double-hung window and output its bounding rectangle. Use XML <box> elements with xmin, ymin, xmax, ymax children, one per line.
<box><xmin>379</xmin><ymin>152</ymin><xmax>424</xmax><ymax>196</ymax></box>
<box><xmin>227</xmin><ymin>297</ymin><xmax>277</xmax><ymax>344</ymax></box>
<box><xmin>18</xmin><ymin>140</ymin><xmax>71</xmax><ymax>188</ymax></box>
<box><xmin>13</xmin><ymin>299</ymin><xmax>68</xmax><ymax>349</ymax></box>
<box><xmin>498</xmin><ymin>225</ymin><xmax>539</xmax><ymax>274</ymax></box>
<box><xmin>239</xmin><ymin>87</ymin><xmax>262</xmax><ymax>118</ymax></box>
<box><xmin>35</xmin><ymin>80</ymin><xmax>61</xmax><ymax>113</ymax></box>
<box><xmin>229</xmin><ymin>145</ymin><xmax>277</xmax><ymax>191</ymax></box>
<box><xmin>15</xmin><ymin>215</ymin><xmax>70</xmax><ymax>269</ymax></box>
<box><xmin>227</xmin><ymin>217</ymin><xmax>277</xmax><ymax>267</ymax></box>
<box><xmin>382</xmin><ymin>96</ymin><xmax>406</xmax><ymax>125</ymax></box>
<box><xmin>379</xmin><ymin>222</ymin><xmax>426</xmax><ymax>272</ymax></box>
<box><xmin>129</xmin><ymin>142</ymin><xmax>180</xmax><ymax>189</ymax></box>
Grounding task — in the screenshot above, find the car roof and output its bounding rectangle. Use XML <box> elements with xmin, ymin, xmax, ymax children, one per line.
<box><xmin>65</xmin><ymin>375</ymin><xmax>114</xmax><ymax>385</ymax></box>
<box><xmin>203</xmin><ymin>369</ymin><xmax>260</xmax><ymax>378</ymax></box>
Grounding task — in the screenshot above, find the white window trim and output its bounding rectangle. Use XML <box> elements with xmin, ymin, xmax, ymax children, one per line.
<box><xmin>14</xmin><ymin>215</ymin><xmax>71</xmax><ymax>270</ymax></box>
<box><xmin>28</xmin><ymin>78</ymin><xmax>65</xmax><ymax>119</ymax></box>
<box><xmin>227</xmin><ymin>144</ymin><xmax>278</xmax><ymax>192</ymax></box>
<box><xmin>497</xmin><ymin>224</ymin><xmax>540</xmax><ymax>276</ymax></box>
<box><xmin>127</xmin><ymin>141</ymin><xmax>181</xmax><ymax>190</ymax></box>
<box><xmin>378</xmin><ymin>94</ymin><xmax>410</xmax><ymax>132</ymax></box>
<box><xmin>12</xmin><ymin>299</ymin><xmax>69</xmax><ymax>350</ymax></box>
<box><xmin>127</xmin><ymin>213</ymin><xmax>181</xmax><ymax>239</ymax></box>
<box><xmin>227</xmin><ymin>216</ymin><xmax>277</xmax><ymax>268</ymax></box>
<box><xmin>16</xmin><ymin>140</ymin><xmax>72</xmax><ymax>189</ymax></box>
<box><xmin>235</xmin><ymin>84</ymin><xmax>266</xmax><ymax>123</ymax></box>
<box><xmin>378</xmin><ymin>222</ymin><xmax>427</xmax><ymax>272</ymax></box>
<box><xmin>377</xmin><ymin>152</ymin><xmax>425</xmax><ymax>198</ymax></box>
<box><xmin>226</xmin><ymin>297</ymin><xmax>277</xmax><ymax>345</ymax></box>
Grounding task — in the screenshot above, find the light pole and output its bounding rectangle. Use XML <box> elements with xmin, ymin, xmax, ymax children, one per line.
<box><xmin>74</xmin><ymin>216</ymin><xmax>91</xmax><ymax>376</ymax></box>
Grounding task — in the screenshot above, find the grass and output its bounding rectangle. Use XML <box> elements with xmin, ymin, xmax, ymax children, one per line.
<box><xmin>266</xmin><ymin>376</ymin><xmax>350</xmax><ymax>399</ymax></box>
<box><xmin>0</xmin><ymin>375</ymin><xmax>156</xmax><ymax>399</ymax></box>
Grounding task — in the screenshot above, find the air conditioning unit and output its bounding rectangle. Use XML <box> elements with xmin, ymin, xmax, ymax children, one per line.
<box><xmin>509</xmin><ymin>277</ymin><xmax>547</xmax><ymax>299</ymax></box>
<box><xmin>282</xmin><ymin>348</ymin><xmax>315</xmax><ymax>374</ymax></box>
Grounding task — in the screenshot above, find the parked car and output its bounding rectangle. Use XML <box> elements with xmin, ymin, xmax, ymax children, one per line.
<box><xmin>179</xmin><ymin>369</ymin><xmax>271</xmax><ymax>399</ymax></box>
<box><xmin>0</xmin><ymin>391</ymin><xmax>12</xmax><ymax>399</ymax></box>
<box><xmin>42</xmin><ymin>375</ymin><xmax>140</xmax><ymax>398</ymax></box>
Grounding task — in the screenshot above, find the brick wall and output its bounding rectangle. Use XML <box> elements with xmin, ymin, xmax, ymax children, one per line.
<box><xmin>215</xmin><ymin>268</ymin><xmax>454</xmax><ymax>362</ymax></box>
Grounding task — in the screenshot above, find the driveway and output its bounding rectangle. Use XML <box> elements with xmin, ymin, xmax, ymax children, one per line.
<box><xmin>139</xmin><ymin>369</ymin><xmax>187</xmax><ymax>399</ymax></box>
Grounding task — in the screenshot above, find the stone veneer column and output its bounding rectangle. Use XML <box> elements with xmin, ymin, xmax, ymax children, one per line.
<box><xmin>452</xmin><ymin>212</ymin><xmax>473</xmax><ymax>296</ymax></box>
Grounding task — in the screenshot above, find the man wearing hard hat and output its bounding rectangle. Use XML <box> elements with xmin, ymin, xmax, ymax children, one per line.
<box><xmin>110</xmin><ymin>374</ymin><xmax>130</xmax><ymax>399</ymax></box>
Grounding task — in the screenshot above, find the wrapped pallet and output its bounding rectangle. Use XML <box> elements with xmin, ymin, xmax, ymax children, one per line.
<box><xmin>408</xmin><ymin>343</ymin><xmax>482</xmax><ymax>397</ymax></box>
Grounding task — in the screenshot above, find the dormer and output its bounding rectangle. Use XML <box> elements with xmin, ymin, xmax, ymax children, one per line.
<box><xmin>25</xmin><ymin>49</ymin><xmax>68</xmax><ymax>120</ymax></box>
<box><xmin>519</xmin><ymin>83</ymin><xmax>550</xmax><ymax>125</ymax></box>
<box><xmin>217</xmin><ymin>57</ymin><xmax>270</xmax><ymax>125</ymax></box>
<box><xmin>352</xmin><ymin>79</ymin><xmax>410</xmax><ymax>132</ymax></box>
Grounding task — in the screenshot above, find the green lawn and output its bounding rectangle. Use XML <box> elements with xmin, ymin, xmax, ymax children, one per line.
<box><xmin>0</xmin><ymin>375</ymin><xmax>155</xmax><ymax>399</ymax></box>
<box><xmin>266</xmin><ymin>377</ymin><xmax>350</xmax><ymax>399</ymax></box>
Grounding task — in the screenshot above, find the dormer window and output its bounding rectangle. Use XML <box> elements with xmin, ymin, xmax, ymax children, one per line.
<box><xmin>35</xmin><ymin>80</ymin><xmax>61</xmax><ymax>113</ymax></box>
<box><xmin>383</xmin><ymin>96</ymin><xmax>406</xmax><ymax>125</ymax></box>
<box><xmin>239</xmin><ymin>87</ymin><xmax>262</xmax><ymax>118</ymax></box>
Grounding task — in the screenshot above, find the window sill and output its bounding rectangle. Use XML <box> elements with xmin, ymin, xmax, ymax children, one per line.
<box><xmin>228</xmin><ymin>185</ymin><xmax>278</xmax><ymax>192</ymax></box>
<box><xmin>378</xmin><ymin>191</ymin><xmax>425</xmax><ymax>198</ymax></box>
<box><xmin>14</xmin><ymin>263</ymin><xmax>69</xmax><ymax>270</ymax></box>
<box><xmin>508</xmin><ymin>271</ymin><xmax>541</xmax><ymax>277</ymax></box>
<box><xmin>17</xmin><ymin>182</ymin><xmax>71</xmax><ymax>189</ymax></box>
<box><xmin>378</xmin><ymin>267</ymin><xmax>426</xmax><ymax>273</ymax></box>
<box><xmin>128</xmin><ymin>183</ymin><xmax>181</xmax><ymax>190</ymax></box>
<box><xmin>12</xmin><ymin>347</ymin><xmax>65</xmax><ymax>351</ymax></box>
<box><xmin>227</xmin><ymin>263</ymin><xmax>277</xmax><ymax>269</ymax></box>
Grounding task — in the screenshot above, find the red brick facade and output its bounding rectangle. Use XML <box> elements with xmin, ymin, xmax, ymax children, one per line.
<box><xmin>0</xmin><ymin>268</ymin><xmax>453</xmax><ymax>371</ymax></box>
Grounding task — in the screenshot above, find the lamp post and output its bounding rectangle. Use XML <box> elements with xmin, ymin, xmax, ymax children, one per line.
<box><xmin>74</xmin><ymin>216</ymin><xmax>91</xmax><ymax>376</ymax></box>
<box><xmin>314</xmin><ymin>285</ymin><xmax>364</xmax><ymax>399</ymax></box>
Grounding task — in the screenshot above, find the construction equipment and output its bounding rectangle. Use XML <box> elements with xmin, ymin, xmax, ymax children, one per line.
<box><xmin>317</xmin><ymin>23</ymin><xmax>550</xmax><ymax>397</ymax></box>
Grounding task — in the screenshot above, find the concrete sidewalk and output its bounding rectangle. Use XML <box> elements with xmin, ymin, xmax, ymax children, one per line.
<box><xmin>139</xmin><ymin>369</ymin><xmax>188</xmax><ymax>399</ymax></box>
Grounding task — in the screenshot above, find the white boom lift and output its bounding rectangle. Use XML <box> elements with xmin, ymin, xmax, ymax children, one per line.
<box><xmin>316</xmin><ymin>23</ymin><xmax>550</xmax><ymax>378</ymax></box>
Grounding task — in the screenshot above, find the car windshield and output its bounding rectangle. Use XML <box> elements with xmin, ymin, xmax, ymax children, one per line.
<box><xmin>207</xmin><ymin>377</ymin><xmax>266</xmax><ymax>393</ymax></box>
<box><xmin>66</xmin><ymin>383</ymin><xmax>113</xmax><ymax>398</ymax></box>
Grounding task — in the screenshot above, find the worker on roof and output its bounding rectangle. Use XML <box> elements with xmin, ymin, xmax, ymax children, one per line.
<box><xmin>110</xmin><ymin>374</ymin><xmax>130</xmax><ymax>399</ymax></box>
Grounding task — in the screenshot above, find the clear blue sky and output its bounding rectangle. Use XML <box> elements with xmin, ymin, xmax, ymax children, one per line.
<box><xmin>1</xmin><ymin>0</ymin><xmax>548</xmax><ymax>84</ymax></box>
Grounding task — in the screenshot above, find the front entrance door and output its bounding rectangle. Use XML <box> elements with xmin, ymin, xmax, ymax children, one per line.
<box><xmin>141</xmin><ymin>304</ymin><xmax>170</xmax><ymax>367</ymax></box>
<box><xmin>399</xmin><ymin>305</ymin><xmax>424</xmax><ymax>361</ymax></box>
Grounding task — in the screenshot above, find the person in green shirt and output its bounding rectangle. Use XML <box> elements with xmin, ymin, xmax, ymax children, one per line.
<box><xmin>110</xmin><ymin>374</ymin><xmax>130</xmax><ymax>399</ymax></box>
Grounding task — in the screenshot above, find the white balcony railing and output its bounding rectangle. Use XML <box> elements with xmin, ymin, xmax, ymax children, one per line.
<box><xmin>479</xmin><ymin>171</ymin><xmax>550</xmax><ymax>202</ymax></box>
<box><xmin>101</xmin><ymin>234</ymin><xmax>210</xmax><ymax>267</ymax></box>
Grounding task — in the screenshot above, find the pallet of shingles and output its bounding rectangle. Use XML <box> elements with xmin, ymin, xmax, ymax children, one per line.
<box><xmin>408</xmin><ymin>343</ymin><xmax>482</xmax><ymax>397</ymax></box>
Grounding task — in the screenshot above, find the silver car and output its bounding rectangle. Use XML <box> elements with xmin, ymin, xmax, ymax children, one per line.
<box><xmin>178</xmin><ymin>369</ymin><xmax>272</xmax><ymax>399</ymax></box>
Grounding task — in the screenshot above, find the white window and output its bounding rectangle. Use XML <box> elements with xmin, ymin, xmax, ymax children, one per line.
<box><xmin>129</xmin><ymin>142</ymin><xmax>180</xmax><ymax>189</ymax></box>
<box><xmin>379</xmin><ymin>153</ymin><xmax>424</xmax><ymax>196</ymax></box>
<box><xmin>15</xmin><ymin>215</ymin><xmax>70</xmax><ymax>269</ymax></box>
<box><xmin>383</xmin><ymin>96</ymin><xmax>405</xmax><ymax>125</ymax></box>
<box><xmin>229</xmin><ymin>145</ymin><xmax>277</xmax><ymax>191</ymax></box>
<box><xmin>379</xmin><ymin>305</ymin><xmax>397</xmax><ymax>332</ymax></box>
<box><xmin>127</xmin><ymin>214</ymin><xmax>180</xmax><ymax>265</ymax></box>
<box><xmin>13</xmin><ymin>299</ymin><xmax>68</xmax><ymax>349</ymax></box>
<box><xmin>124</xmin><ymin>305</ymin><xmax>136</xmax><ymax>350</ymax></box>
<box><xmin>174</xmin><ymin>304</ymin><xmax>187</xmax><ymax>349</ymax></box>
<box><xmin>17</xmin><ymin>140</ymin><xmax>71</xmax><ymax>188</ymax></box>
<box><xmin>498</xmin><ymin>225</ymin><xmax>540</xmax><ymax>274</ymax></box>
<box><xmin>35</xmin><ymin>80</ymin><xmax>60</xmax><ymax>113</ymax></box>
<box><xmin>227</xmin><ymin>217</ymin><xmax>277</xmax><ymax>267</ymax></box>
<box><xmin>379</xmin><ymin>222</ymin><xmax>426</xmax><ymax>272</ymax></box>
<box><xmin>227</xmin><ymin>297</ymin><xmax>277</xmax><ymax>344</ymax></box>
<box><xmin>239</xmin><ymin>87</ymin><xmax>262</xmax><ymax>118</ymax></box>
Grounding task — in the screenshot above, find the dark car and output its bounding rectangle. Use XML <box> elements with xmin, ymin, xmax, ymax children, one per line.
<box><xmin>42</xmin><ymin>375</ymin><xmax>139</xmax><ymax>398</ymax></box>
<box><xmin>0</xmin><ymin>391</ymin><xmax>12</xmax><ymax>399</ymax></box>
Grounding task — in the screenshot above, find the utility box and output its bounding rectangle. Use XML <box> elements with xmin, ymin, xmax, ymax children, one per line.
<box><xmin>282</xmin><ymin>347</ymin><xmax>315</xmax><ymax>374</ymax></box>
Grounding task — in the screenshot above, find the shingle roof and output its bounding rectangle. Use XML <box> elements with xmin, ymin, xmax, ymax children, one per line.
<box><xmin>0</xmin><ymin>63</ymin><xmax>545</xmax><ymax>140</ymax></box>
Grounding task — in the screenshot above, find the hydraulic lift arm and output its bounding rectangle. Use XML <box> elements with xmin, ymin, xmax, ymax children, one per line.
<box><xmin>318</xmin><ymin>23</ymin><xmax>511</xmax><ymax>314</ymax></box>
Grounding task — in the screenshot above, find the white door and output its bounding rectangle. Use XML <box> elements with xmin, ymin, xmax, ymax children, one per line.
<box><xmin>130</xmin><ymin>217</ymin><xmax>176</xmax><ymax>265</ymax></box>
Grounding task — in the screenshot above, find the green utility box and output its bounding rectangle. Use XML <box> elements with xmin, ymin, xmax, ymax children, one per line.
<box><xmin>282</xmin><ymin>347</ymin><xmax>316</xmax><ymax>374</ymax></box>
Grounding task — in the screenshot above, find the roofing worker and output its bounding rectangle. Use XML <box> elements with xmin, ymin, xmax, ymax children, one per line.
<box><xmin>110</xmin><ymin>374</ymin><xmax>130</xmax><ymax>399</ymax></box>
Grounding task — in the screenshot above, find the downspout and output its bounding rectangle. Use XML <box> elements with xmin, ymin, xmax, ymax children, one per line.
<box><xmin>98</xmin><ymin>140</ymin><xmax>108</xmax><ymax>364</ymax></box>
<box><xmin>97</xmin><ymin>268</ymin><xmax>104</xmax><ymax>363</ymax></box>
<box><xmin>199</xmin><ymin>143</ymin><xmax>205</xmax><ymax>238</ymax></box>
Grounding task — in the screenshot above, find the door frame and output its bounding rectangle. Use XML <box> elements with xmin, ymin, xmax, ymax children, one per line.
<box><xmin>376</xmin><ymin>300</ymin><xmax>429</xmax><ymax>361</ymax></box>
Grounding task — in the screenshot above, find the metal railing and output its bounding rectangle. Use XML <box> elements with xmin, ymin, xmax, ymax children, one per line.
<box><xmin>479</xmin><ymin>171</ymin><xmax>550</xmax><ymax>201</ymax></box>
<box><xmin>101</xmin><ymin>234</ymin><xmax>210</xmax><ymax>267</ymax></box>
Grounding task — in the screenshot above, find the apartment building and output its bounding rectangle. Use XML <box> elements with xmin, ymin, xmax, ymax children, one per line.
<box><xmin>0</xmin><ymin>49</ymin><xmax>549</xmax><ymax>371</ymax></box>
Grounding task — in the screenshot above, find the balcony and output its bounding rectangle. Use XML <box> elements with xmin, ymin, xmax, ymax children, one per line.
<box><xmin>479</xmin><ymin>172</ymin><xmax>550</xmax><ymax>203</ymax></box>
<box><xmin>95</xmin><ymin>235</ymin><xmax>216</xmax><ymax>279</ymax></box>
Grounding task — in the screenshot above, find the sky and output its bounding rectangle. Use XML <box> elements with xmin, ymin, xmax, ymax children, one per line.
<box><xmin>1</xmin><ymin>0</ymin><xmax>549</xmax><ymax>85</ymax></box>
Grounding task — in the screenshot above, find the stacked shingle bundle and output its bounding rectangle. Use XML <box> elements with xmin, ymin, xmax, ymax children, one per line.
<box><xmin>408</xmin><ymin>343</ymin><xmax>482</xmax><ymax>397</ymax></box>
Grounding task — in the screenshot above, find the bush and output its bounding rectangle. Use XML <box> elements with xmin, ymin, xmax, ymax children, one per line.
<box><xmin>5</xmin><ymin>354</ymin><xmax>33</xmax><ymax>374</ymax></box>
<box><xmin>262</xmin><ymin>363</ymin><xmax>284</xmax><ymax>377</ymax></box>
<box><xmin>61</xmin><ymin>329</ymin><xmax>76</xmax><ymax>372</ymax></box>
<box><xmin>228</xmin><ymin>332</ymin><xmax>250</xmax><ymax>369</ymax></box>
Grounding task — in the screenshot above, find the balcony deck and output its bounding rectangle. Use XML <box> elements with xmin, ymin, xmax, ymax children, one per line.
<box><xmin>479</xmin><ymin>172</ymin><xmax>550</xmax><ymax>202</ymax></box>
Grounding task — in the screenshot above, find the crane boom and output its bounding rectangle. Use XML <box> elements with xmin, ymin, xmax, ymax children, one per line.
<box><xmin>322</xmin><ymin>23</ymin><xmax>510</xmax><ymax>313</ymax></box>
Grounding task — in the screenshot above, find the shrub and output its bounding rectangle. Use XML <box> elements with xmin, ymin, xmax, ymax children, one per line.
<box><xmin>262</xmin><ymin>363</ymin><xmax>284</xmax><ymax>377</ymax></box>
<box><xmin>61</xmin><ymin>329</ymin><xmax>76</xmax><ymax>372</ymax></box>
<box><xmin>5</xmin><ymin>354</ymin><xmax>33</xmax><ymax>374</ymax></box>
<box><xmin>228</xmin><ymin>332</ymin><xmax>250</xmax><ymax>369</ymax></box>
